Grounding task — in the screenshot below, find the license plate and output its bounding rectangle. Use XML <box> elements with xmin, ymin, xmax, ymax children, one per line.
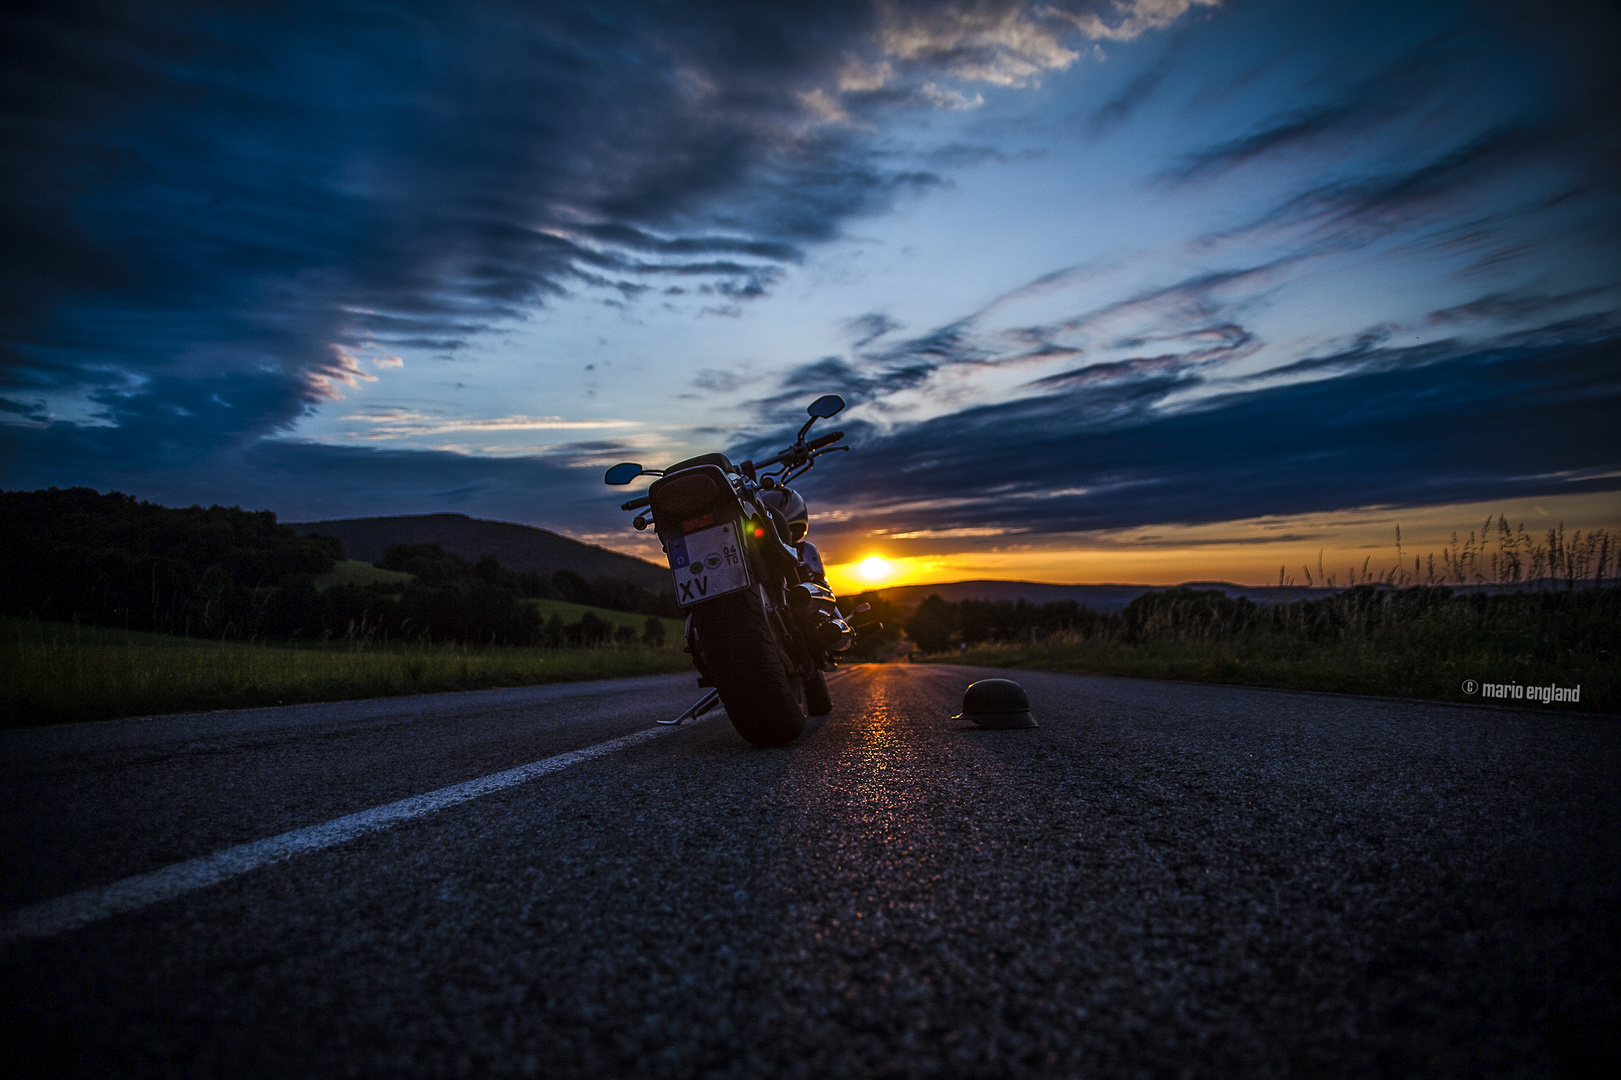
<box><xmin>668</xmin><ymin>522</ymin><xmax>750</xmax><ymax>606</ymax></box>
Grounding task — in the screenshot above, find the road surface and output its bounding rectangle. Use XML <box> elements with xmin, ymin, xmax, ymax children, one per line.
<box><xmin>2</xmin><ymin>664</ymin><xmax>1618</xmax><ymax>1078</ymax></box>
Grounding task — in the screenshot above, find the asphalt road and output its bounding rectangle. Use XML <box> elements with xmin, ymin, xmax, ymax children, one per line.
<box><xmin>2</xmin><ymin>665</ymin><xmax>1618</xmax><ymax>1078</ymax></box>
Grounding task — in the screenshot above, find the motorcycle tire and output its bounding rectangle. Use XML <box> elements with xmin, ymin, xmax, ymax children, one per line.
<box><xmin>804</xmin><ymin>669</ymin><xmax>832</xmax><ymax>716</ymax></box>
<box><xmin>692</xmin><ymin>586</ymin><xmax>807</xmax><ymax>747</ymax></box>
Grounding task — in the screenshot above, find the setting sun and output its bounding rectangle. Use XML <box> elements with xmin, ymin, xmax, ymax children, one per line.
<box><xmin>856</xmin><ymin>556</ymin><xmax>893</xmax><ymax>583</ymax></box>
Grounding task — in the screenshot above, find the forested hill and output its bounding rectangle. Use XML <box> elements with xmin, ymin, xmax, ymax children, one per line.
<box><xmin>1</xmin><ymin>489</ymin><xmax>676</xmax><ymax>645</ymax></box>
<box><xmin>290</xmin><ymin>513</ymin><xmax>668</xmax><ymax>593</ymax></box>
<box><xmin>1</xmin><ymin>487</ymin><xmax>345</xmax><ymax>636</ymax></box>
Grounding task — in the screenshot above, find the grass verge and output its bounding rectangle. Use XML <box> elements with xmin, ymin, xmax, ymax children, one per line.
<box><xmin>921</xmin><ymin>623</ymin><xmax>1618</xmax><ymax>713</ymax></box>
<box><xmin>1</xmin><ymin>617</ymin><xmax>694</xmax><ymax>728</ymax></box>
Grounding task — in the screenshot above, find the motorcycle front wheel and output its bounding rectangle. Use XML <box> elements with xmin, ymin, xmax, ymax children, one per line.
<box><xmin>692</xmin><ymin>586</ymin><xmax>807</xmax><ymax>747</ymax></box>
<box><xmin>804</xmin><ymin>669</ymin><xmax>832</xmax><ymax>716</ymax></box>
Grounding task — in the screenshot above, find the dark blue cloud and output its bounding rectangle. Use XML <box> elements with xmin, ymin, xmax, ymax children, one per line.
<box><xmin>1233</xmin><ymin>123</ymin><xmax>1560</xmax><ymax>245</ymax></box>
<box><xmin>1163</xmin><ymin>38</ymin><xmax>1462</xmax><ymax>182</ymax></box>
<box><xmin>0</xmin><ymin>421</ymin><xmax>639</xmax><ymax>535</ymax></box>
<box><xmin>1087</xmin><ymin>46</ymin><xmax>1178</xmax><ymax>137</ymax></box>
<box><xmin>1426</xmin><ymin>286</ymin><xmax>1619</xmax><ymax>325</ymax></box>
<box><xmin>1165</xmin><ymin>3</ymin><xmax>1620</xmax><ymax>268</ymax></box>
<box><xmin>798</xmin><ymin>320</ymin><xmax>1621</xmax><ymax>548</ymax></box>
<box><xmin>0</xmin><ymin>0</ymin><xmax>954</xmax><ymax>470</ymax></box>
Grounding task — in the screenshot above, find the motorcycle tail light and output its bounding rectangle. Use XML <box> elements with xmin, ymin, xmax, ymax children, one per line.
<box><xmin>653</xmin><ymin>473</ymin><xmax>718</xmax><ymax>517</ymax></box>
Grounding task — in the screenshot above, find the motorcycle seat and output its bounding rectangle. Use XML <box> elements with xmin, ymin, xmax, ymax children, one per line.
<box><xmin>666</xmin><ymin>452</ymin><xmax>735</xmax><ymax>474</ymax></box>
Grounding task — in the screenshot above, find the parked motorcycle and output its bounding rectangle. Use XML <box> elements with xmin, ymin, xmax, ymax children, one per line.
<box><xmin>604</xmin><ymin>395</ymin><xmax>869</xmax><ymax>746</ymax></box>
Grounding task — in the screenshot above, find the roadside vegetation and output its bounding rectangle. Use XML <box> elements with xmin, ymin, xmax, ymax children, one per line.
<box><xmin>0</xmin><ymin>487</ymin><xmax>696</xmax><ymax>727</ymax></box>
<box><xmin>0</xmin><ymin>487</ymin><xmax>679</xmax><ymax>648</ymax></box>
<box><xmin>905</xmin><ymin>519</ymin><xmax>1620</xmax><ymax>713</ymax></box>
<box><xmin>530</xmin><ymin>599</ymin><xmax>684</xmax><ymax>646</ymax></box>
<box><xmin>1</xmin><ymin>617</ymin><xmax>693</xmax><ymax>728</ymax></box>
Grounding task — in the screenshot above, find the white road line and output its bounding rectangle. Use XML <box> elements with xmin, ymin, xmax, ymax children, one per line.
<box><xmin>3</xmin><ymin>721</ymin><xmax>698</xmax><ymax>942</ymax></box>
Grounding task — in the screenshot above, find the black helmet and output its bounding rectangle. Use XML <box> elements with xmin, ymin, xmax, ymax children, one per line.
<box><xmin>953</xmin><ymin>678</ymin><xmax>1037</xmax><ymax>729</ymax></box>
<box><xmin>758</xmin><ymin>487</ymin><xmax>808</xmax><ymax>542</ymax></box>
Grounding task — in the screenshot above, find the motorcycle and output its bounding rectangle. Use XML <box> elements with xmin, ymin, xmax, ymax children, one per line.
<box><xmin>604</xmin><ymin>394</ymin><xmax>870</xmax><ymax>747</ymax></box>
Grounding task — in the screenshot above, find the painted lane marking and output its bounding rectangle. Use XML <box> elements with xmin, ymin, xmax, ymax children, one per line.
<box><xmin>3</xmin><ymin>720</ymin><xmax>704</xmax><ymax>942</ymax></box>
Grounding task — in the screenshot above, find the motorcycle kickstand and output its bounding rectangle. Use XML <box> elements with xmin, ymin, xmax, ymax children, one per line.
<box><xmin>659</xmin><ymin>688</ymin><xmax>722</xmax><ymax>726</ymax></box>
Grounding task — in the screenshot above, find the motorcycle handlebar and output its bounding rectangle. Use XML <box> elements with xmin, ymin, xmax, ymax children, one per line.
<box><xmin>630</xmin><ymin>431</ymin><xmax>844</xmax><ymax>512</ymax></box>
<box><xmin>736</xmin><ymin>429</ymin><xmax>844</xmax><ymax>479</ymax></box>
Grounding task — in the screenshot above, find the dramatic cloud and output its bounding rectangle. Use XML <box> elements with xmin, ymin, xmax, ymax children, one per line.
<box><xmin>0</xmin><ymin>2</ymin><xmax>925</xmax><ymax>450</ymax></box>
<box><xmin>735</xmin><ymin>259</ymin><xmax>1280</xmax><ymax>437</ymax></box>
<box><xmin>1087</xmin><ymin>44</ymin><xmax>1179</xmax><ymax>135</ymax></box>
<box><xmin>1162</xmin><ymin>39</ymin><xmax>1462</xmax><ymax>182</ymax></box>
<box><xmin>802</xmin><ymin>321</ymin><xmax>1621</xmax><ymax>550</ymax></box>
<box><xmin>2</xmin><ymin>0</ymin><xmax>1234</xmax><ymax>482</ymax></box>
<box><xmin>1426</xmin><ymin>286</ymin><xmax>1620</xmax><ymax>325</ymax></box>
<box><xmin>340</xmin><ymin>411</ymin><xmax>636</xmax><ymax>440</ymax></box>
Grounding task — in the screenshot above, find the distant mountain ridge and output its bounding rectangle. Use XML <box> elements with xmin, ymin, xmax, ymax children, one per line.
<box><xmin>290</xmin><ymin>513</ymin><xmax>670</xmax><ymax>593</ymax></box>
<box><xmin>873</xmin><ymin>580</ymin><xmax>1339</xmax><ymax>613</ymax></box>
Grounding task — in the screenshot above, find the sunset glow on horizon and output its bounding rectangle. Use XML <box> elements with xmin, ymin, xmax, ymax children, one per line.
<box><xmin>820</xmin><ymin>490</ymin><xmax>1621</xmax><ymax>596</ymax></box>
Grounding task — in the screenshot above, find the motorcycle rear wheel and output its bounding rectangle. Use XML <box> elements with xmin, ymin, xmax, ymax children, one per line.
<box><xmin>692</xmin><ymin>586</ymin><xmax>807</xmax><ymax>747</ymax></box>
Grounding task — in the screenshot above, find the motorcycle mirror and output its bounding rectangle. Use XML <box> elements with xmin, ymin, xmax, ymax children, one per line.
<box><xmin>807</xmin><ymin>394</ymin><xmax>845</xmax><ymax>419</ymax></box>
<box><xmin>604</xmin><ymin>462</ymin><xmax>645</xmax><ymax>486</ymax></box>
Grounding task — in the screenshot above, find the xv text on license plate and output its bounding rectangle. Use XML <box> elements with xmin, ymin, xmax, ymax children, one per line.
<box><xmin>668</xmin><ymin>523</ymin><xmax>750</xmax><ymax>605</ymax></box>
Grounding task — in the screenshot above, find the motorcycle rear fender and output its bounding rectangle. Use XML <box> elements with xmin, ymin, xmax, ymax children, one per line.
<box><xmin>649</xmin><ymin>464</ymin><xmax>739</xmax><ymax>538</ymax></box>
<box><xmin>647</xmin><ymin>464</ymin><xmax>800</xmax><ymax>573</ymax></box>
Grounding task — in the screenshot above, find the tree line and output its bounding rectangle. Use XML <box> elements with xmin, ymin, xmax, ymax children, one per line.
<box><xmin>1</xmin><ymin>488</ymin><xmax>676</xmax><ymax>647</ymax></box>
<box><xmin>372</xmin><ymin>542</ymin><xmax>677</xmax><ymax>617</ymax></box>
<box><xmin>899</xmin><ymin>584</ymin><xmax>1619</xmax><ymax>654</ymax></box>
<box><xmin>903</xmin><ymin>595</ymin><xmax>1103</xmax><ymax>652</ymax></box>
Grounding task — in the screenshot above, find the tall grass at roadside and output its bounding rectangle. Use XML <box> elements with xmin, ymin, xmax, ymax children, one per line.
<box><xmin>916</xmin><ymin>516</ymin><xmax>1620</xmax><ymax>713</ymax></box>
<box><xmin>1283</xmin><ymin>516</ymin><xmax>1615</xmax><ymax>591</ymax></box>
<box><xmin>926</xmin><ymin>587</ymin><xmax>1619</xmax><ymax>712</ymax></box>
<box><xmin>1</xmin><ymin>617</ymin><xmax>693</xmax><ymax>728</ymax></box>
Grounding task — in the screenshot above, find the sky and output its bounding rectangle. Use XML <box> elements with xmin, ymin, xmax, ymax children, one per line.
<box><xmin>3</xmin><ymin>0</ymin><xmax>1619</xmax><ymax>593</ymax></box>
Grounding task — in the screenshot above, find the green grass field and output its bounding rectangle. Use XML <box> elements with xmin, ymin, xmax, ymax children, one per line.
<box><xmin>312</xmin><ymin>559</ymin><xmax>414</xmax><ymax>590</ymax></box>
<box><xmin>310</xmin><ymin>561</ymin><xmax>686</xmax><ymax>641</ymax></box>
<box><xmin>530</xmin><ymin>598</ymin><xmax>684</xmax><ymax>641</ymax></box>
<box><xmin>1</xmin><ymin>617</ymin><xmax>695</xmax><ymax>728</ymax></box>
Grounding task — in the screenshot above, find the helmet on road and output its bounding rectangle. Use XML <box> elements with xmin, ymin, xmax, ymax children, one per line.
<box><xmin>758</xmin><ymin>487</ymin><xmax>809</xmax><ymax>542</ymax></box>
<box><xmin>953</xmin><ymin>678</ymin><xmax>1037</xmax><ymax>729</ymax></box>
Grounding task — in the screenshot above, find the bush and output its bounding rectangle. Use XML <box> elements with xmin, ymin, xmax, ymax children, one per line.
<box><xmin>905</xmin><ymin>594</ymin><xmax>958</xmax><ymax>653</ymax></box>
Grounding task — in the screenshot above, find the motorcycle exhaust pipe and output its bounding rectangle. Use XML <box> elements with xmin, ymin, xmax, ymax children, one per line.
<box><xmin>817</xmin><ymin>617</ymin><xmax>854</xmax><ymax>652</ymax></box>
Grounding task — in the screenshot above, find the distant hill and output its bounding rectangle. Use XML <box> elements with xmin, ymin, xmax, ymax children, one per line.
<box><xmin>874</xmin><ymin>579</ymin><xmax>1339</xmax><ymax>613</ymax></box>
<box><xmin>290</xmin><ymin>513</ymin><xmax>670</xmax><ymax>593</ymax></box>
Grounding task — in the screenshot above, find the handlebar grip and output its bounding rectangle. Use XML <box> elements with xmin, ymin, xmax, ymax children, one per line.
<box><xmin>620</xmin><ymin>496</ymin><xmax>650</xmax><ymax>511</ymax></box>
<box><xmin>806</xmin><ymin>430</ymin><xmax>844</xmax><ymax>450</ymax></box>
